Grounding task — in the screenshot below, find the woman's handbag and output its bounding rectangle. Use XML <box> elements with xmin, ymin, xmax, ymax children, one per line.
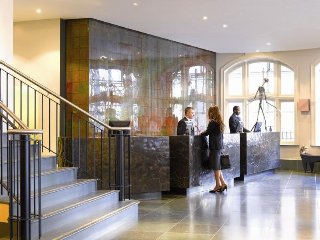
<box><xmin>220</xmin><ymin>153</ymin><xmax>231</xmax><ymax>170</ymax></box>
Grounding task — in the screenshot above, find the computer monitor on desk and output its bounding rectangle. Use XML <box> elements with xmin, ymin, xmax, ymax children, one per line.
<box><xmin>108</xmin><ymin>120</ymin><xmax>130</xmax><ymax>135</ymax></box>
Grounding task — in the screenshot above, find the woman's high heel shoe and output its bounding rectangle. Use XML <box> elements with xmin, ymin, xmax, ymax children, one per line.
<box><xmin>221</xmin><ymin>184</ymin><xmax>228</xmax><ymax>192</ymax></box>
<box><xmin>209</xmin><ymin>186</ymin><xmax>222</xmax><ymax>193</ymax></box>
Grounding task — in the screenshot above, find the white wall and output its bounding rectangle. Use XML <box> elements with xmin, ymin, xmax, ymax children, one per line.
<box><xmin>13</xmin><ymin>19</ymin><xmax>61</xmax><ymax>95</ymax></box>
<box><xmin>0</xmin><ymin>0</ymin><xmax>13</xmax><ymax>63</ymax></box>
<box><xmin>13</xmin><ymin>19</ymin><xmax>61</xmax><ymax>153</ymax></box>
<box><xmin>217</xmin><ymin>49</ymin><xmax>320</xmax><ymax>160</ymax></box>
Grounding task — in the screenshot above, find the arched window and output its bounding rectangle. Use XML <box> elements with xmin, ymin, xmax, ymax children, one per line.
<box><xmin>223</xmin><ymin>60</ymin><xmax>296</xmax><ymax>144</ymax></box>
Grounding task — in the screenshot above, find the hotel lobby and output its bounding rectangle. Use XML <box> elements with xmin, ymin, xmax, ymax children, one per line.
<box><xmin>1</xmin><ymin>1</ymin><xmax>320</xmax><ymax>239</ymax></box>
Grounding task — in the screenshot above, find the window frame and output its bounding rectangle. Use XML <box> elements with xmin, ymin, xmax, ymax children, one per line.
<box><xmin>312</xmin><ymin>62</ymin><xmax>320</xmax><ymax>146</ymax></box>
<box><xmin>222</xmin><ymin>58</ymin><xmax>297</xmax><ymax>145</ymax></box>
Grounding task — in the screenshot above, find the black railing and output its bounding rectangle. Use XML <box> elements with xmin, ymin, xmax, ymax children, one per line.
<box><xmin>7</xmin><ymin>130</ymin><xmax>42</xmax><ymax>240</ymax></box>
<box><xmin>0</xmin><ymin>59</ymin><xmax>132</xmax><ymax>238</ymax></box>
<box><xmin>0</xmin><ymin>102</ymin><xmax>43</xmax><ymax>240</ymax></box>
<box><xmin>0</xmin><ymin>60</ymin><xmax>131</xmax><ymax>196</ymax></box>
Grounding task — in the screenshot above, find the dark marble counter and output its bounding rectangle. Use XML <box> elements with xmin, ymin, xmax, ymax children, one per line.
<box><xmin>130</xmin><ymin>136</ymin><xmax>170</xmax><ymax>195</ymax></box>
<box><xmin>58</xmin><ymin>136</ymin><xmax>170</xmax><ymax>198</ymax></box>
<box><xmin>239</xmin><ymin>132</ymin><xmax>280</xmax><ymax>179</ymax></box>
<box><xmin>169</xmin><ymin>134</ymin><xmax>240</xmax><ymax>194</ymax></box>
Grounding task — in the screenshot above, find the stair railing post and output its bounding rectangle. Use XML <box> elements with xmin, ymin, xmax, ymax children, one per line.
<box><xmin>8</xmin><ymin>129</ymin><xmax>43</xmax><ymax>240</ymax></box>
<box><xmin>115</xmin><ymin>130</ymin><xmax>125</xmax><ymax>201</ymax></box>
<box><xmin>20</xmin><ymin>133</ymin><xmax>31</xmax><ymax>240</ymax></box>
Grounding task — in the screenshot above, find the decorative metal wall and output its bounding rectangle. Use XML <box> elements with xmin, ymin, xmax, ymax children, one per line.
<box><xmin>66</xmin><ymin>19</ymin><xmax>216</xmax><ymax>136</ymax></box>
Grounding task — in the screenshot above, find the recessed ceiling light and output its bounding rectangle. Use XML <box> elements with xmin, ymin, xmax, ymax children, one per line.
<box><xmin>266</xmin><ymin>42</ymin><xmax>271</xmax><ymax>46</ymax></box>
<box><xmin>36</xmin><ymin>9</ymin><xmax>42</xmax><ymax>14</ymax></box>
<box><xmin>202</xmin><ymin>16</ymin><xmax>208</xmax><ymax>20</ymax></box>
<box><xmin>133</xmin><ymin>2</ymin><xmax>138</xmax><ymax>6</ymax></box>
<box><xmin>222</xmin><ymin>24</ymin><xmax>228</xmax><ymax>28</ymax></box>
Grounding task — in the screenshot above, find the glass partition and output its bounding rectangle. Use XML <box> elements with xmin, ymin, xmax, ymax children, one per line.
<box><xmin>88</xmin><ymin>20</ymin><xmax>216</xmax><ymax>136</ymax></box>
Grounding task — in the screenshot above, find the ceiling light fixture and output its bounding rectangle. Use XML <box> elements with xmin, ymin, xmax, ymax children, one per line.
<box><xmin>256</xmin><ymin>49</ymin><xmax>260</xmax><ymax>53</ymax></box>
<box><xmin>36</xmin><ymin>9</ymin><xmax>42</xmax><ymax>14</ymax></box>
<box><xmin>133</xmin><ymin>2</ymin><xmax>138</xmax><ymax>6</ymax></box>
<box><xmin>222</xmin><ymin>24</ymin><xmax>228</xmax><ymax>28</ymax></box>
<box><xmin>202</xmin><ymin>16</ymin><xmax>208</xmax><ymax>20</ymax></box>
<box><xmin>266</xmin><ymin>42</ymin><xmax>271</xmax><ymax>46</ymax></box>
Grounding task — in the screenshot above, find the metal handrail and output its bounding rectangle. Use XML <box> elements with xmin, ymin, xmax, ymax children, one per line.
<box><xmin>0</xmin><ymin>101</ymin><xmax>28</xmax><ymax>129</ymax></box>
<box><xmin>7</xmin><ymin>129</ymin><xmax>43</xmax><ymax>135</ymax></box>
<box><xmin>0</xmin><ymin>60</ymin><xmax>130</xmax><ymax>132</ymax></box>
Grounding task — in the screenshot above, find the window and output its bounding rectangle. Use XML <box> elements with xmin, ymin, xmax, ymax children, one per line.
<box><xmin>227</xmin><ymin>67</ymin><xmax>242</xmax><ymax>96</ymax></box>
<box><xmin>280</xmin><ymin>101</ymin><xmax>295</xmax><ymax>141</ymax></box>
<box><xmin>314</xmin><ymin>64</ymin><xmax>320</xmax><ymax>145</ymax></box>
<box><xmin>224</xmin><ymin>60</ymin><xmax>295</xmax><ymax>144</ymax></box>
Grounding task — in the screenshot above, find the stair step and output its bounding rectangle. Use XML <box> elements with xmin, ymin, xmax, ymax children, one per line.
<box><xmin>30</xmin><ymin>190</ymin><xmax>120</xmax><ymax>238</ymax></box>
<box><xmin>42</xmin><ymin>200</ymin><xmax>139</xmax><ymax>240</ymax></box>
<box><xmin>0</xmin><ymin>155</ymin><xmax>57</xmax><ymax>178</ymax></box>
<box><xmin>1</xmin><ymin>167</ymin><xmax>78</xmax><ymax>192</ymax></box>
<box><xmin>12</xmin><ymin>179</ymin><xmax>98</xmax><ymax>212</ymax></box>
<box><xmin>0</xmin><ymin>143</ymin><xmax>42</xmax><ymax>161</ymax></box>
<box><xmin>38</xmin><ymin>179</ymin><xmax>98</xmax><ymax>210</ymax></box>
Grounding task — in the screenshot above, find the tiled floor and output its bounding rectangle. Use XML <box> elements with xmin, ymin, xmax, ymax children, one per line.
<box><xmin>111</xmin><ymin>170</ymin><xmax>320</xmax><ymax>240</ymax></box>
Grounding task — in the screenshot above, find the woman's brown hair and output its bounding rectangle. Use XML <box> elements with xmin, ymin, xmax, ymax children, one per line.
<box><xmin>208</xmin><ymin>105</ymin><xmax>224</xmax><ymax>132</ymax></box>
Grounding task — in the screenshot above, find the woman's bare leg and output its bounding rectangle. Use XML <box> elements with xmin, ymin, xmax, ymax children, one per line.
<box><xmin>214</xmin><ymin>170</ymin><xmax>221</xmax><ymax>189</ymax></box>
<box><xmin>219</xmin><ymin>171</ymin><xmax>226</xmax><ymax>186</ymax></box>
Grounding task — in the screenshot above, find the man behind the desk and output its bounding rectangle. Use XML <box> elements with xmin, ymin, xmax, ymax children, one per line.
<box><xmin>229</xmin><ymin>106</ymin><xmax>250</xmax><ymax>133</ymax></box>
<box><xmin>177</xmin><ymin>107</ymin><xmax>195</xmax><ymax>135</ymax></box>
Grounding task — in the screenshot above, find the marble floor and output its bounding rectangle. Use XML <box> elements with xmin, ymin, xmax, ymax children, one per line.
<box><xmin>111</xmin><ymin>170</ymin><xmax>320</xmax><ymax>240</ymax></box>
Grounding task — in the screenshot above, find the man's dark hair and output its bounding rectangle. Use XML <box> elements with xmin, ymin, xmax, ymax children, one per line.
<box><xmin>233</xmin><ymin>106</ymin><xmax>239</xmax><ymax>112</ymax></box>
<box><xmin>185</xmin><ymin>107</ymin><xmax>193</xmax><ymax>115</ymax></box>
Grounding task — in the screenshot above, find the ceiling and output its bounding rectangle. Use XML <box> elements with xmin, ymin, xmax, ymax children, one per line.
<box><xmin>13</xmin><ymin>0</ymin><xmax>320</xmax><ymax>53</ymax></box>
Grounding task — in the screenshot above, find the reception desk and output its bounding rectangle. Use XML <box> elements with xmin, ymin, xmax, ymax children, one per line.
<box><xmin>169</xmin><ymin>134</ymin><xmax>240</xmax><ymax>194</ymax></box>
<box><xmin>60</xmin><ymin>132</ymin><xmax>279</xmax><ymax>197</ymax></box>
<box><xmin>239</xmin><ymin>132</ymin><xmax>280</xmax><ymax>180</ymax></box>
<box><xmin>130</xmin><ymin>136</ymin><xmax>170</xmax><ymax>197</ymax></box>
<box><xmin>59</xmin><ymin>136</ymin><xmax>170</xmax><ymax>199</ymax></box>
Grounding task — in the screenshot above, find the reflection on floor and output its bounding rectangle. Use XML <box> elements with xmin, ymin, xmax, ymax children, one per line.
<box><xmin>111</xmin><ymin>170</ymin><xmax>320</xmax><ymax>240</ymax></box>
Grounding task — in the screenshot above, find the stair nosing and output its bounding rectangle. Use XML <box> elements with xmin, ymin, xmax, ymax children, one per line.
<box><xmin>32</xmin><ymin>179</ymin><xmax>97</xmax><ymax>197</ymax></box>
<box><xmin>29</xmin><ymin>167</ymin><xmax>78</xmax><ymax>178</ymax></box>
<box><xmin>6</xmin><ymin>179</ymin><xmax>98</xmax><ymax>203</ymax></box>
<box><xmin>1</xmin><ymin>155</ymin><xmax>56</xmax><ymax>164</ymax></box>
<box><xmin>2</xmin><ymin>167</ymin><xmax>77</xmax><ymax>182</ymax></box>
<box><xmin>39</xmin><ymin>190</ymin><xmax>119</xmax><ymax>220</ymax></box>
<box><xmin>53</xmin><ymin>200</ymin><xmax>139</xmax><ymax>240</ymax></box>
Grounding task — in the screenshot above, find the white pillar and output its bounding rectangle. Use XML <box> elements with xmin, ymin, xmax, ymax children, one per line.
<box><xmin>0</xmin><ymin>0</ymin><xmax>13</xmax><ymax>63</ymax></box>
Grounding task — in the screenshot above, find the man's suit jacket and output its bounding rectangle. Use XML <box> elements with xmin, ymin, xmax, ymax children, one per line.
<box><xmin>177</xmin><ymin>117</ymin><xmax>194</xmax><ymax>135</ymax></box>
<box><xmin>229</xmin><ymin>114</ymin><xmax>249</xmax><ymax>133</ymax></box>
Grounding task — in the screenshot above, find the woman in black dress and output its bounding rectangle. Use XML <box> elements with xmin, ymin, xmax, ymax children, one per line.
<box><xmin>201</xmin><ymin>106</ymin><xmax>227</xmax><ymax>193</ymax></box>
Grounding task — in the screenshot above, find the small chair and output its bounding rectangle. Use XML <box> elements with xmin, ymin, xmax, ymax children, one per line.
<box><xmin>300</xmin><ymin>153</ymin><xmax>320</xmax><ymax>173</ymax></box>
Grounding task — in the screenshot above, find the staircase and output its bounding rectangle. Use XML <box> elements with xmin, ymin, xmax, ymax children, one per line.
<box><xmin>0</xmin><ymin>60</ymin><xmax>139</xmax><ymax>239</ymax></box>
<box><xmin>1</xmin><ymin>135</ymin><xmax>138</xmax><ymax>240</ymax></box>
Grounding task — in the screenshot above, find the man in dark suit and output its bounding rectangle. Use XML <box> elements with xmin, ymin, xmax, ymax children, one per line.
<box><xmin>177</xmin><ymin>107</ymin><xmax>195</xmax><ymax>135</ymax></box>
<box><xmin>229</xmin><ymin>106</ymin><xmax>250</xmax><ymax>133</ymax></box>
